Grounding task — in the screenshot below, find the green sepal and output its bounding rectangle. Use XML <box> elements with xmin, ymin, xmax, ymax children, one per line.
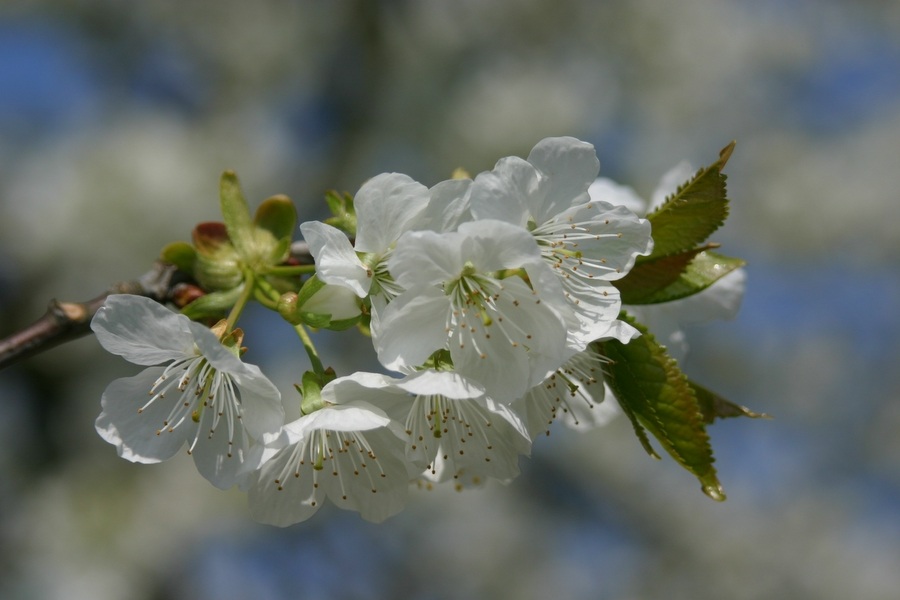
<box><xmin>294</xmin><ymin>275</ymin><xmax>325</xmax><ymax>312</ymax></box>
<box><xmin>298</xmin><ymin>312</ymin><xmax>333</xmax><ymax>329</ymax></box>
<box><xmin>180</xmin><ymin>286</ymin><xmax>244</xmax><ymax>321</ymax></box>
<box><xmin>298</xmin><ymin>368</ymin><xmax>337</xmax><ymax>415</ymax></box>
<box><xmin>160</xmin><ymin>241</ymin><xmax>196</xmax><ymax>273</ymax></box>
<box><xmin>644</xmin><ymin>142</ymin><xmax>734</xmax><ymax>260</ymax></box>
<box><xmin>617</xmin><ymin>248</ymin><xmax>746</xmax><ymax>305</ymax></box>
<box><xmin>298</xmin><ymin>371</ymin><xmax>324</xmax><ymax>415</ymax></box>
<box><xmin>276</xmin><ymin>279</ymin><xmax>360</xmax><ymax>330</ymax></box>
<box><xmin>320</xmin><ymin>315</ymin><xmax>361</xmax><ymax>331</ymax></box>
<box><xmin>597</xmin><ymin>313</ymin><xmax>725</xmax><ymax>501</ymax></box>
<box><xmin>213</xmin><ymin>323</ymin><xmax>246</xmax><ymax>358</ymax></box>
<box><xmin>254</xmin><ymin>195</ymin><xmax>297</xmax><ymax>263</ymax></box>
<box><xmin>323</xmin><ymin>190</ymin><xmax>357</xmax><ymax>236</ymax></box>
<box><xmin>690</xmin><ymin>379</ymin><xmax>771</xmax><ymax>424</ymax></box>
<box><xmin>219</xmin><ymin>171</ymin><xmax>256</xmax><ymax>259</ymax></box>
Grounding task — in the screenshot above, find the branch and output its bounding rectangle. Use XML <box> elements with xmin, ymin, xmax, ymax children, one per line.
<box><xmin>0</xmin><ymin>262</ymin><xmax>181</xmax><ymax>370</ymax></box>
<box><xmin>0</xmin><ymin>241</ymin><xmax>317</xmax><ymax>371</ymax></box>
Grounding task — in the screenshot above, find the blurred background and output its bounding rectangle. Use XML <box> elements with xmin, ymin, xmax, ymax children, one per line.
<box><xmin>1</xmin><ymin>1</ymin><xmax>899</xmax><ymax>599</ymax></box>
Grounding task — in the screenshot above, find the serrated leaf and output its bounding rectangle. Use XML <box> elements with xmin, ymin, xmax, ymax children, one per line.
<box><xmin>615</xmin><ymin>244</ymin><xmax>714</xmax><ymax>304</ymax></box>
<box><xmin>219</xmin><ymin>171</ymin><xmax>256</xmax><ymax>259</ymax></box>
<box><xmin>690</xmin><ymin>380</ymin><xmax>771</xmax><ymax>424</ymax></box>
<box><xmin>645</xmin><ymin>142</ymin><xmax>734</xmax><ymax>259</ymax></box>
<box><xmin>597</xmin><ymin>314</ymin><xmax>725</xmax><ymax>501</ymax></box>
<box><xmin>619</xmin><ymin>250</ymin><xmax>746</xmax><ymax>305</ymax></box>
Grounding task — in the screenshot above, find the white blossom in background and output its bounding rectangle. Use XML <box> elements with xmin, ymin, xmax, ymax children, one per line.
<box><xmin>376</xmin><ymin>219</ymin><xmax>571</xmax><ymax>402</ymax></box>
<box><xmin>468</xmin><ymin>136</ymin><xmax>653</xmax><ymax>349</ymax></box>
<box><xmin>589</xmin><ymin>163</ymin><xmax>746</xmax><ymax>362</ymax></box>
<box><xmin>244</xmin><ymin>374</ymin><xmax>411</xmax><ymax>526</ymax></box>
<box><xmin>90</xmin><ymin>294</ymin><xmax>284</xmax><ymax>489</ymax></box>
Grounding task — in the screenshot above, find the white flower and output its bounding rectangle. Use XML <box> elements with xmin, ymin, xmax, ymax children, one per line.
<box><xmin>376</xmin><ymin>219</ymin><xmax>571</xmax><ymax>402</ymax></box>
<box><xmin>514</xmin><ymin>346</ymin><xmax>619</xmax><ymax>438</ymax></box>
<box><xmin>468</xmin><ymin>136</ymin><xmax>653</xmax><ymax>348</ymax></box>
<box><xmin>244</xmin><ymin>374</ymin><xmax>411</xmax><ymax>526</ymax></box>
<box><xmin>299</xmin><ymin>172</ymin><xmax>430</xmax><ymax>302</ymax></box>
<box><xmin>589</xmin><ymin>163</ymin><xmax>747</xmax><ymax>362</ymax></box>
<box><xmin>91</xmin><ymin>294</ymin><xmax>284</xmax><ymax>489</ymax></box>
<box><xmin>390</xmin><ymin>370</ymin><xmax>531</xmax><ymax>488</ymax></box>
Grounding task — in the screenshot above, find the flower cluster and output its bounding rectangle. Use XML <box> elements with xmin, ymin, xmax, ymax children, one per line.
<box><xmin>92</xmin><ymin>136</ymin><xmax>754</xmax><ymax>525</ymax></box>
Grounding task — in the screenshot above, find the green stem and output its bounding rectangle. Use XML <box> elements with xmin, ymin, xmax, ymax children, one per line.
<box><xmin>225</xmin><ymin>272</ymin><xmax>256</xmax><ymax>332</ymax></box>
<box><xmin>251</xmin><ymin>271</ymin><xmax>326</xmax><ymax>377</ymax></box>
<box><xmin>294</xmin><ymin>322</ymin><xmax>325</xmax><ymax>376</ymax></box>
<box><xmin>264</xmin><ymin>264</ymin><xmax>317</xmax><ymax>277</ymax></box>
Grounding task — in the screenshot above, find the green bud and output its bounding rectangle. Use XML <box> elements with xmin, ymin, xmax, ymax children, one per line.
<box><xmin>191</xmin><ymin>222</ymin><xmax>243</xmax><ymax>291</ymax></box>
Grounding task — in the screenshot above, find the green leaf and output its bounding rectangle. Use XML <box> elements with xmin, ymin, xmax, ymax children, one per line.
<box><xmin>219</xmin><ymin>171</ymin><xmax>256</xmax><ymax>259</ymax></box>
<box><xmin>597</xmin><ymin>314</ymin><xmax>725</xmax><ymax>501</ymax></box>
<box><xmin>690</xmin><ymin>380</ymin><xmax>771</xmax><ymax>424</ymax></box>
<box><xmin>644</xmin><ymin>142</ymin><xmax>734</xmax><ymax>259</ymax></box>
<box><xmin>616</xmin><ymin>244</ymin><xmax>713</xmax><ymax>304</ymax></box>
<box><xmin>618</xmin><ymin>249</ymin><xmax>746</xmax><ymax>305</ymax></box>
<box><xmin>160</xmin><ymin>241</ymin><xmax>196</xmax><ymax>273</ymax></box>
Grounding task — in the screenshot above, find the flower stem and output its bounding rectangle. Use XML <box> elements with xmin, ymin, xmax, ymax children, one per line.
<box><xmin>263</xmin><ymin>264</ymin><xmax>317</xmax><ymax>277</ymax></box>
<box><xmin>293</xmin><ymin>322</ymin><xmax>325</xmax><ymax>376</ymax></box>
<box><xmin>225</xmin><ymin>271</ymin><xmax>256</xmax><ymax>333</ymax></box>
<box><xmin>249</xmin><ymin>272</ymin><xmax>326</xmax><ymax>376</ymax></box>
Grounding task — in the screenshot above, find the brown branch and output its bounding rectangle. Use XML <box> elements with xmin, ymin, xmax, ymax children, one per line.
<box><xmin>0</xmin><ymin>242</ymin><xmax>317</xmax><ymax>371</ymax></box>
<box><xmin>0</xmin><ymin>262</ymin><xmax>181</xmax><ymax>370</ymax></box>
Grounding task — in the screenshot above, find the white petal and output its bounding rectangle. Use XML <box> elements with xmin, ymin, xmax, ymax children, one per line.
<box><xmin>412</xmin><ymin>396</ymin><xmax>530</xmax><ymax>487</ymax></box>
<box><xmin>95</xmin><ymin>368</ymin><xmax>188</xmax><ymax>463</ymax></box>
<box><xmin>456</xmin><ymin>219</ymin><xmax>544</xmax><ymax>272</ymax></box>
<box><xmin>247</xmin><ymin>403</ymin><xmax>410</xmax><ymax>526</ymax></box>
<box><xmin>393</xmin><ymin>370</ymin><xmax>485</xmax><ymax>401</ymax></box>
<box><xmin>247</xmin><ymin>440</ymin><xmax>322</xmax><ymax>526</ymax></box>
<box><xmin>422</xmin><ymin>178</ymin><xmax>473</xmax><ymax>232</ymax></box>
<box><xmin>389</xmin><ymin>229</ymin><xmax>463</xmax><ymax>288</ymax></box>
<box><xmin>588</xmin><ymin>178</ymin><xmax>648</xmax><ymax>215</ymax></box>
<box><xmin>299</xmin><ymin>221</ymin><xmax>371</xmax><ymax>297</ymax></box>
<box><xmin>91</xmin><ymin>294</ymin><xmax>194</xmax><ymax>365</ymax></box>
<box><xmin>555</xmin><ymin>386</ymin><xmax>620</xmax><ymax>432</ymax></box>
<box><xmin>374</xmin><ymin>287</ymin><xmax>451</xmax><ymax>372</ymax></box>
<box><xmin>551</xmin><ymin>202</ymin><xmax>653</xmax><ymax>280</ymax></box>
<box><xmin>625</xmin><ymin>268</ymin><xmax>746</xmax><ymax>362</ymax></box>
<box><xmin>323</xmin><ymin>372</ymin><xmax>412</xmax><ymax>417</ymax></box>
<box><xmin>301</xmin><ymin>283</ymin><xmax>362</xmax><ymax>320</ymax></box>
<box><xmin>230</xmin><ymin>363</ymin><xmax>284</xmax><ymax>439</ymax></box>
<box><xmin>526</xmin><ymin>136</ymin><xmax>600</xmax><ymax>223</ymax></box>
<box><xmin>448</xmin><ymin>276</ymin><xmax>568</xmax><ymax>402</ymax></box>
<box><xmin>354</xmin><ymin>173</ymin><xmax>430</xmax><ymax>253</ymax></box>
<box><xmin>190</xmin><ymin>403</ymin><xmax>251</xmax><ymax>490</ymax></box>
<box><xmin>468</xmin><ymin>156</ymin><xmax>537</xmax><ymax>227</ymax></box>
<box><xmin>296</xmin><ymin>402</ymin><xmax>393</xmax><ymax>432</ymax></box>
<box><xmin>670</xmin><ymin>268</ymin><xmax>747</xmax><ymax>323</ymax></box>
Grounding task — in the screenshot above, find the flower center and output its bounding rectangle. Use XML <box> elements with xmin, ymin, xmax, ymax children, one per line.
<box><xmin>142</xmin><ymin>356</ymin><xmax>243</xmax><ymax>457</ymax></box>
